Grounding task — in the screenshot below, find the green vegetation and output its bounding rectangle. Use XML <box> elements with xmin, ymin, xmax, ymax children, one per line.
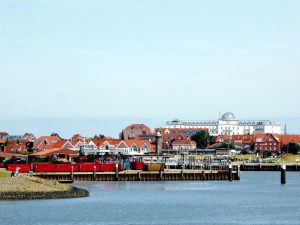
<box><xmin>0</xmin><ymin>171</ymin><xmax>10</xmax><ymax>178</ymax></box>
<box><xmin>191</xmin><ymin>131</ymin><xmax>208</xmax><ymax>149</ymax></box>
<box><xmin>87</xmin><ymin>154</ymin><xmax>96</xmax><ymax>162</ymax></box>
<box><xmin>282</xmin><ymin>143</ymin><xmax>300</xmax><ymax>155</ymax></box>
<box><xmin>212</xmin><ymin>141</ymin><xmax>236</xmax><ymax>149</ymax></box>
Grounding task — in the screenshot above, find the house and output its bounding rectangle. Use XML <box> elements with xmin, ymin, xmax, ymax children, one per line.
<box><xmin>116</xmin><ymin>140</ymin><xmax>152</xmax><ymax>155</ymax></box>
<box><xmin>156</xmin><ymin>127</ymin><xmax>208</xmax><ymax>149</ymax></box>
<box><xmin>23</xmin><ymin>133</ymin><xmax>37</xmax><ymax>142</ymax></box>
<box><xmin>231</xmin><ymin>134</ymin><xmax>254</xmax><ymax>150</ymax></box>
<box><xmin>29</xmin><ymin>148</ymin><xmax>78</xmax><ymax>162</ymax></box>
<box><xmin>120</xmin><ymin>124</ymin><xmax>153</xmax><ymax>140</ymax></box>
<box><xmin>33</xmin><ymin>136</ymin><xmax>62</xmax><ymax>151</ymax></box>
<box><xmin>253</xmin><ymin>133</ymin><xmax>281</xmax><ymax>152</ymax></box>
<box><xmin>281</xmin><ymin>135</ymin><xmax>300</xmax><ymax>146</ymax></box>
<box><xmin>71</xmin><ymin>134</ymin><xmax>83</xmax><ymax>140</ymax></box>
<box><xmin>71</xmin><ymin>139</ymin><xmax>84</xmax><ymax>151</ymax></box>
<box><xmin>0</xmin><ymin>152</ymin><xmax>24</xmax><ymax>161</ymax></box>
<box><xmin>0</xmin><ymin>139</ymin><xmax>5</xmax><ymax>152</ymax></box>
<box><xmin>0</xmin><ymin>132</ymin><xmax>9</xmax><ymax>140</ymax></box>
<box><xmin>5</xmin><ymin>140</ymin><xmax>28</xmax><ymax>153</ymax></box>
<box><xmin>172</xmin><ymin>139</ymin><xmax>197</xmax><ymax>151</ymax></box>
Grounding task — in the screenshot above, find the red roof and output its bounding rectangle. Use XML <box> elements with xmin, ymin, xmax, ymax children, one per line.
<box><xmin>0</xmin><ymin>152</ymin><xmax>23</xmax><ymax>159</ymax></box>
<box><xmin>281</xmin><ymin>135</ymin><xmax>300</xmax><ymax>145</ymax></box>
<box><xmin>30</xmin><ymin>148</ymin><xmax>77</xmax><ymax>157</ymax></box>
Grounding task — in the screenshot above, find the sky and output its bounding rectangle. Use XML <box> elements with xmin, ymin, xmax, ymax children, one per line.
<box><xmin>1</xmin><ymin>0</ymin><xmax>300</xmax><ymax>138</ymax></box>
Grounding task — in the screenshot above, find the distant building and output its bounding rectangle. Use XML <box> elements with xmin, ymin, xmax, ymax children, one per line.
<box><xmin>120</xmin><ymin>124</ymin><xmax>153</xmax><ymax>140</ymax></box>
<box><xmin>155</xmin><ymin>127</ymin><xmax>208</xmax><ymax>149</ymax></box>
<box><xmin>172</xmin><ymin>139</ymin><xmax>197</xmax><ymax>151</ymax></box>
<box><xmin>165</xmin><ymin>112</ymin><xmax>281</xmax><ymax>136</ymax></box>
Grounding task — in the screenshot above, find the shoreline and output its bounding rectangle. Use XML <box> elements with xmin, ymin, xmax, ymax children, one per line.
<box><xmin>0</xmin><ymin>186</ymin><xmax>89</xmax><ymax>200</ymax></box>
<box><xmin>0</xmin><ymin>172</ymin><xmax>89</xmax><ymax>201</ymax></box>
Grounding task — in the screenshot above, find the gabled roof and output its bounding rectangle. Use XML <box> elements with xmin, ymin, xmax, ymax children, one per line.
<box><xmin>254</xmin><ymin>133</ymin><xmax>280</xmax><ymax>143</ymax></box>
<box><xmin>0</xmin><ymin>132</ymin><xmax>9</xmax><ymax>137</ymax></box>
<box><xmin>23</xmin><ymin>133</ymin><xmax>36</xmax><ymax>141</ymax></box>
<box><xmin>120</xmin><ymin>140</ymin><xmax>152</xmax><ymax>149</ymax></box>
<box><xmin>30</xmin><ymin>148</ymin><xmax>77</xmax><ymax>157</ymax></box>
<box><xmin>71</xmin><ymin>134</ymin><xmax>82</xmax><ymax>140</ymax></box>
<box><xmin>52</xmin><ymin>140</ymin><xmax>73</xmax><ymax>149</ymax></box>
<box><xmin>216</xmin><ymin>134</ymin><xmax>230</xmax><ymax>143</ymax></box>
<box><xmin>5</xmin><ymin>140</ymin><xmax>28</xmax><ymax>153</ymax></box>
<box><xmin>33</xmin><ymin>136</ymin><xmax>62</xmax><ymax>149</ymax></box>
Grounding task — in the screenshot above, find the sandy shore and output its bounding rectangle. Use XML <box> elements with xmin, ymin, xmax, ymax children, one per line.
<box><xmin>0</xmin><ymin>172</ymin><xmax>89</xmax><ymax>200</ymax></box>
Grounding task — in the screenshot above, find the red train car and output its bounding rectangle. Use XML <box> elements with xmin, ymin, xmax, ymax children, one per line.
<box><xmin>6</xmin><ymin>164</ymin><xmax>30</xmax><ymax>173</ymax></box>
<box><xmin>33</xmin><ymin>163</ymin><xmax>57</xmax><ymax>172</ymax></box>
<box><xmin>79</xmin><ymin>163</ymin><xmax>100</xmax><ymax>172</ymax></box>
<box><xmin>100</xmin><ymin>163</ymin><xmax>121</xmax><ymax>172</ymax></box>
<box><xmin>56</xmin><ymin>164</ymin><xmax>79</xmax><ymax>172</ymax></box>
<box><xmin>130</xmin><ymin>162</ymin><xmax>143</xmax><ymax>170</ymax></box>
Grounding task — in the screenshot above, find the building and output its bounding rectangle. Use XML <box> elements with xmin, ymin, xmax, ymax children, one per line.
<box><xmin>120</xmin><ymin>124</ymin><xmax>153</xmax><ymax>140</ymax></box>
<box><xmin>172</xmin><ymin>139</ymin><xmax>197</xmax><ymax>151</ymax></box>
<box><xmin>155</xmin><ymin>127</ymin><xmax>208</xmax><ymax>149</ymax></box>
<box><xmin>165</xmin><ymin>112</ymin><xmax>281</xmax><ymax>136</ymax></box>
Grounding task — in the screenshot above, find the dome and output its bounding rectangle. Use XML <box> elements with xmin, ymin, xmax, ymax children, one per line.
<box><xmin>221</xmin><ymin>112</ymin><xmax>236</xmax><ymax>121</ymax></box>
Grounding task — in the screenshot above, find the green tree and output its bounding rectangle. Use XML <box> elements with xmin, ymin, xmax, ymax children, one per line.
<box><xmin>282</xmin><ymin>143</ymin><xmax>300</xmax><ymax>155</ymax></box>
<box><xmin>191</xmin><ymin>131</ymin><xmax>208</xmax><ymax>149</ymax></box>
<box><xmin>209</xmin><ymin>135</ymin><xmax>216</xmax><ymax>145</ymax></box>
<box><xmin>212</xmin><ymin>141</ymin><xmax>236</xmax><ymax>149</ymax></box>
<box><xmin>87</xmin><ymin>154</ymin><xmax>96</xmax><ymax>162</ymax></box>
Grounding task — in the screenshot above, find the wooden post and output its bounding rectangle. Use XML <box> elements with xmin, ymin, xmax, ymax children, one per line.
<box><xmin>70</xmin><ymin>165</ymin><xmax>74</xmax><ymax>180</ymax></box>
<box><xmin>228</xmin><ymin>163</ymin><xmax>233</xmax><ymax>182</ymax></box>
<box><xmin>115</xmin><ymin>164</ymin><xmax>119</xmax><ymax>181</ymax></box>
<box><xmin>237</xmin><ymin>165</ymin><xmax>240</xmax><ymax>180</ymax></box>
<box><xmin>281</xmin><ymin>165</ymin><xmax>286</xmax><ymax>184</ymax></box>
<box><xmin>93</xmin><ymin>165</ymin><xmax>96</xmax><ymax>181</ymax></box>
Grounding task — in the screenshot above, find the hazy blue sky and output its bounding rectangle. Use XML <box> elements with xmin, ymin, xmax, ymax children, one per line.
<box><xmin>1</xmin><ymin>0</ymin><xmax>300</xmax><ymax>137</ymax></box>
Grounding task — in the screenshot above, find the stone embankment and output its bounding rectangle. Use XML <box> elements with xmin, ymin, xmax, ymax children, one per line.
<box><xmin>0</xmin><ymin>172</ymin><xmax>89</xmax><ymax>200</ymax></box>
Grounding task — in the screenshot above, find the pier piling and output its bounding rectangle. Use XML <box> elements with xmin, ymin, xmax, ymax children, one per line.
<box><xmin>228</xmin><ymin>164</ymin><xmax>233</xmax><ymax>182</ymax></box>
<box><xmin>281</xmin><ymin>165</ymin><xmax>286</xmax><ymax>184</ymax></box>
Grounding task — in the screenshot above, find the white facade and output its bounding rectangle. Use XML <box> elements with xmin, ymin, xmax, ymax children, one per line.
<box><xmin>166</xmin><ymin>112</ymin><xmax>281</xmax><ymax>136</ymax></box>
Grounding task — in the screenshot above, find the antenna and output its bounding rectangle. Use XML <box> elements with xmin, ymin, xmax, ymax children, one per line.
<box><xmin>284</xmin><ymin>123</ymin><xmax>287</xmax><ymax>135</ymax></box>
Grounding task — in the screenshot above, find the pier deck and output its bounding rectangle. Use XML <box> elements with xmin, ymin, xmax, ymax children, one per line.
<box><xmin>32</xmin><ymin>168</ymin><xmax>240</xmax><ymax>181</ymax></box>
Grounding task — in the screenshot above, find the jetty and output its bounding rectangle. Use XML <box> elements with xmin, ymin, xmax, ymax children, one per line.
<box><xmin>32</xmin><ymin>167</ymin><xmax>240</xmax><ymax>181</ymax></box>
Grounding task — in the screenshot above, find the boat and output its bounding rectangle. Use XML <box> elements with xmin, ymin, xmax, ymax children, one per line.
<box><xmin>58</xmin><ymin>180</ymin><xmax>74</xmax><ymax>184</ymax></box>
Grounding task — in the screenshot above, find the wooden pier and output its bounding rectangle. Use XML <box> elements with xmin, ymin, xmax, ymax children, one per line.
<box><xmin>237</xmin><ymin>163</ymin><xmax>300</xmax><ymax>171</ymax></box>
<box><xmin>32</xmin><ymin>168</ymin><xmax>240</xmax><ymax>181</ymax></box>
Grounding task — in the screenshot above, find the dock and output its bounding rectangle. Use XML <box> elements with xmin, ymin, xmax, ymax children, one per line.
<box><xmin>238</xmin><ymin>163</ymin><xmax>300</xmax><ymax>171</ymax></box>
<box><xmin>32</xmin><ymin>167</ymin><xmax>240</xmax><ymax>181</ymax></box>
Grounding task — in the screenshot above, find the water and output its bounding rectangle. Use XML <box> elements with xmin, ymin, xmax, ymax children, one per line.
<box><xmin>1</xmin><ymin>172</ymin><xmax>300</xmax><ymax>225</ymax></box>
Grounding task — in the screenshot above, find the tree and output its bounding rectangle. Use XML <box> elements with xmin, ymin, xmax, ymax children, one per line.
<box><xmin>209</xmin><ymin>136</ymin><xmax>216</xmax><ymax>145</ymax></box>
<box><xmin>191</xmin><ymin>131</ymin><xmax>208</xmax><ymax>149</ymax></box>
<box><xmin>282</xmin><ymin>143</ymin><xmax>300</xmax><ymax>155</ymax></box>
<box><xmin>87</xmin><ymin>154</ymin><xmax>96</xmax><ymax>162</ymax></box>
<box><xmin>212</xmin><ymin>141</ymin><xmax>236</xmax><ymax>149</ymax></box>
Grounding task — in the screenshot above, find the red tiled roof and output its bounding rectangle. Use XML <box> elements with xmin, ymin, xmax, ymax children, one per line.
<box><xmin>30</xmin><ymin>148</ymin><xmax>76</xmax><ymax>157</ymax></box>
<box><xmin>0</xmin><ymin>152</ymin><xmax>23</xmax><ymax>158</ymax></box>
<box><xmin>281</xmin><ymin>135</ymin><xmax>300</xmax><ymax>145</ymax></box>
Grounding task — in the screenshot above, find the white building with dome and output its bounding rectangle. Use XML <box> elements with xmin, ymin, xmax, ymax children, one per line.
<box><xmin>165</xmin><ymin>112</ymin><xmax>281</xmax><ymax>136</ymax></box>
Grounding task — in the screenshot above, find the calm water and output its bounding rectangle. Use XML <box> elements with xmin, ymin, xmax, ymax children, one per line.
<box><xmin>1</xmin><ymin>172</ymin><xmax>300</xmax><ymax>225</ymax></box>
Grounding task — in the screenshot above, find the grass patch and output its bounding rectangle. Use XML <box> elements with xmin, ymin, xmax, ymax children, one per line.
<box><xmin>0</xmin><ymin>172</ymin><xmax>10</xmax><ymax>178</ymax></box>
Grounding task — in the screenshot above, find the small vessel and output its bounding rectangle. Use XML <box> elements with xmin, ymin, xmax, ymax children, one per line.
<box><xmin>58</xmin><ymin>180</ymin><xmax>74</xmax><ymax>184</ymax></box>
